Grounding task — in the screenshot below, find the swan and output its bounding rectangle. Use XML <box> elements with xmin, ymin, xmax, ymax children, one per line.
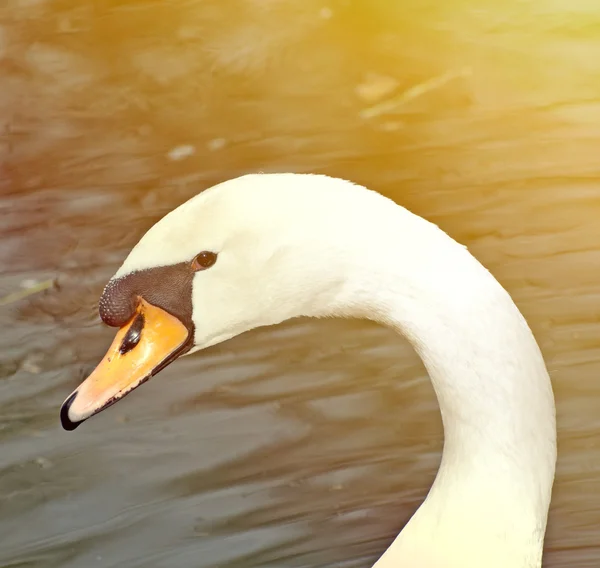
<box><xmin>60</xmin><ymin>173</ymin><xmax>557</xmax><ymax>568</ymax></box>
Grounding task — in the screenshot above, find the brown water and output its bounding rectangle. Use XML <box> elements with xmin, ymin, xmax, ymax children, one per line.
<box><xmin>1</xmin><ymin>1</ymin><xmax>600</xmax><ymax>566</ymax></box>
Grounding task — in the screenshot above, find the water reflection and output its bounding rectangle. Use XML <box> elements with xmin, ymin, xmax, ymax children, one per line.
<box><xmin>1</xmin><ymin>1</ymin><xmax>599</xmax><ymax>566</ymax></box>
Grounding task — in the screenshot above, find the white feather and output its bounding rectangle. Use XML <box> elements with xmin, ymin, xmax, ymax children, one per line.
<box><xmin>114</xmin><ymin>173</ymin><xmax>556</xmax><ymax>568</ymax></box>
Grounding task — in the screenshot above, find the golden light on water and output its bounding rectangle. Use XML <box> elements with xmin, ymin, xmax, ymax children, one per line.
<box><xmin>1</xmin><ymin>1</ymin><xmax>600</xmax><ymax>566</ymax></box>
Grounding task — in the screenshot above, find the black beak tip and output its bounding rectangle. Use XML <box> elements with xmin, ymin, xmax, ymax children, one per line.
<box><xmin>60</xmin><ymin>391</ymin><xmax>84</xmax><ymax>431</ymax></box>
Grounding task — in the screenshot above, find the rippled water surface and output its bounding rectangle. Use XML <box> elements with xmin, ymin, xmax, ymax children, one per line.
<box><xmin>1</xmin><ymin>1</ymin><xmax>600</xmax><ymax>566</ymax></box>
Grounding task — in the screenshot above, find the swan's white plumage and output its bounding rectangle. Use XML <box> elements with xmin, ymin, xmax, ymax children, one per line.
<box><xmin>112</xmin><ymin>173</ymin><xmax>557</xmax><ymax>567</ymax></box>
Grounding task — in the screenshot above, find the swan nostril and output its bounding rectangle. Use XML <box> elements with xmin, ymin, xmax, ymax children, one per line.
<box><xmin>119</xmin><ymin>312</ymin><xmax>145</xmax><ymax>355</ymax></box>
<box><xmin>60</xmin><ymin>391</ymin><xmax>82</xmax><ymax>431</ymax></box>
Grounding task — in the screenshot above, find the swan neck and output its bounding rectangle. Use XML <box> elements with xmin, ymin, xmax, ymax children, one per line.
<box><xmin>336</xmin><ymin>213</ymin><xmax>557</xmax><ymax>567</ymax></box>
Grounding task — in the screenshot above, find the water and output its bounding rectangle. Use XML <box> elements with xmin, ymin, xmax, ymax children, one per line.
<box><xmin>1</xmin><ymin>1</ymin><xmax>599</xmax><ymax>566</ymax></box>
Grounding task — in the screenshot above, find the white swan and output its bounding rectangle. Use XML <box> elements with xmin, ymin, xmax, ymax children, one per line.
<box><xmin>60</xmin><ymin>173</ymin><xmax>557</xmax><ymax>568</ymax></box>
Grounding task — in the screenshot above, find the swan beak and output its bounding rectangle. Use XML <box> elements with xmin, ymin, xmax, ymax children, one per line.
<box><xmin>60</xmin><ymin>299</ymin><xmax>190</xmax><ymax>431</ymax></box>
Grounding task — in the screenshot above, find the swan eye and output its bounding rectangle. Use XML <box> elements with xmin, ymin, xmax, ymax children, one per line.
<box><xmin>192</xmin><ymin>251</ymin><xmax>217</xmax><ymax>271</ymax></box>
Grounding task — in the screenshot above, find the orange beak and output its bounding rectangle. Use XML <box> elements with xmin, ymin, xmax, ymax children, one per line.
<box><xmin>60</xmin><ymin>299</ymin><xmax>190</xmax><ymax>430</ymax></box>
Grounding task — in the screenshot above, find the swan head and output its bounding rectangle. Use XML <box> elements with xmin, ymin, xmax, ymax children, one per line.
<box><xmin>61</xmin><ymin>173</ymin><xmax>391</xmax><ymax>430</ymax></box>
